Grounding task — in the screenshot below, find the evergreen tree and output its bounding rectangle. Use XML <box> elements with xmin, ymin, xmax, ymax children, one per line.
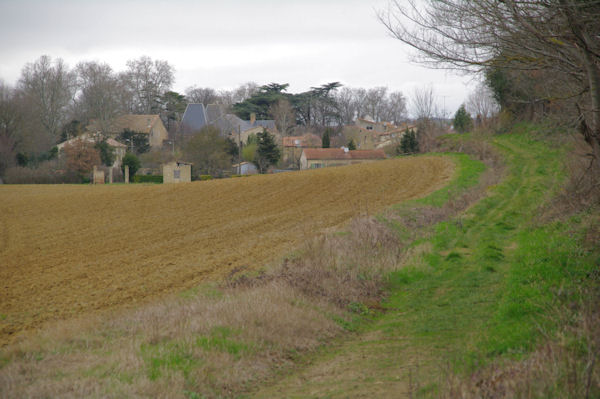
<box><xmin>347</xmin><ymin>138</ymin><xmax>357</xmax><ymax>150</ymax></box>
<box><xmin>453</xmin><ymin>104</ymin><xmax>473</xmax><ymax>133</ymax></box>
<box><xmin>121</xmin><ymin>152</ymin><xmax>141</xmax><ymax>178</ymax></box>
<box><xmin>398</xmin><ymin>129</ymin><xmax>419</xmax><ymax>154</ymax></box>
<box><xmin>255</xmin><ymin>129</ymin><xmax>281</xmax><ymax>173</ymax></box>
<box><xmin>322</xmin><ymin>128</ymin><xmax>331</xmax><ymax>148</ymax></box>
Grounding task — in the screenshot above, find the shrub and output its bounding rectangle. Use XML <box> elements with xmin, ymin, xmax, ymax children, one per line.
<box><xmin>133</xmin><ymin>175</ymin><xmax>163</xmax><ymax>184</ymax></box>
<box><xmin>3</xmin><ymin>162</ymin><xmax>80</xmax><ymax>184</ymax></box>
<box><xmin>199</xmin><ymin>175</ymin><xmax>213</xmax><ymax>181</ymax></box>
<box><xmin>122</xmin><ymin>153</ymin><xmax>141</xmax><ymax>178</ymax></box>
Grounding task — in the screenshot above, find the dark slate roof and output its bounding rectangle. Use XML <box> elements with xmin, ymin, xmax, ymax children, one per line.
<box><xmin>250</xmin><ymin>120</ymin><xmax>276</xmax><ymax>130</ymax></box>
<box><xmin>181</xmin><ymin>104</ymin><xmax>208</xmax><ymax>134</ymax></box>
<box><xmin>212</xmin><ymin>114</ymin><xmax>252</xmax><ymax>135</ymax></box>
<box><xmin>206</xmin><ymin>104</ymin><xmax>225</xmax><ymax>124</ymax></box>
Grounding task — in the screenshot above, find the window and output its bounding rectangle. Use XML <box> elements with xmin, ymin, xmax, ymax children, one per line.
<box><xmin>174</xmin><ymin>169</ymin><xmax>180</xmax><ymax>179</ymax></box>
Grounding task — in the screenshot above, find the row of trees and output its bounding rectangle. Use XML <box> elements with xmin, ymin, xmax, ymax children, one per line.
<box><xmin>0</xmin><ymin>55</ymin><xmax>176</xmax><ymax>176</ymax></box>
<box><xmin>229</xmin><ymin>82</ymin><xmax>409</xmax><ymax>130</ymax></box>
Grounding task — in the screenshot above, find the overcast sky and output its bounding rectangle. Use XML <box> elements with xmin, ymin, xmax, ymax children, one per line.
<box><xmin>0</xmin><ymin>0</ymin><xmax>473</xmax><ymax>115</ymax></box>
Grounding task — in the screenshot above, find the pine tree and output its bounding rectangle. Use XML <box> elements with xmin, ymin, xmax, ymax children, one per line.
<box><xmin>347</xmin><ymin>139</ymin><xmax>357</xmax><ymax>150</ymax></box>
<box><xmin>453</xmin><ymin>104</ymin><xmax>473</xmax><ymax>133</ymax></box>
<box><xmin>398</xmin><ymin>129</ymin><xmax>419</xmax><ymax>154</ymax></box>
<box><xmin>322</xmin><ymin>128</ymin><xmax>331</xmax><ymax>148</ymax></box>
<box><xmin>255</xmin><ymin>129</ymin><xmax>281</xmax><ymax>173</ymax></box>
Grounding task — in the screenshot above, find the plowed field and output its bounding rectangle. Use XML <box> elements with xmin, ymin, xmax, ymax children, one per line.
<box><xmin>0</xmin><ymin>156</ymin><xmax>453</xmax><ymax>345</ymax></box>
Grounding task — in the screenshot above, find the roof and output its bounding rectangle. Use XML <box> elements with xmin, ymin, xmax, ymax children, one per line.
<box><xmin>250</xmin><ymin>120</ymin><xmax>276</xmax><ymax>130</ymax></box>
<box><xmin>282</xmin><ymin>133</ymin><xmax>321</xmax><ymax>148</ymax></box>
<box><xmin>105</xmin><ymin>138</ymin><xmax>126</xmax><ymax>148</ymax></box>
<box><xmin>112</xmin><ymin>115</ymin><xmax>161</xmax><ymax>134</ymax></box>
<box><xmin>302</xmin><ymin>148</ymin><xmax>386</xmax><ymax>161</ymax></box>
<box><xmin>57</xmin><ymin>134</ymin><xmax>127</xmax><ymax>150</ymax></box>
<box><xmin>181</xmin><ymin>102</ymin><xmax>276</xmax><ymax>136</ymax></box>
<box><xmin>212</xmin><ymin>114</ymin><xmax>251</xmax><ymax>134</ymax></box>
<box><xmin>357</xmin><ymin>117</ymin><xmax>376</xmax><ymax>124</ymax></box>
<box><xmin>87</xmin><ymin>115</ymin><xmax>162</xmax><ymax>135</ymax></box>
<box><xmin>181</xmin><ymin>104</ymin><xmax>208</xmax><ymax>133</ymax></box>
<box><xmin>232</xmin><ymin>161</ymin><xmax>257</xmax><ymax>168</ymax></box>
<box><xmin>164</xmin><ymin>160</ymin><xmax>193</xmax><ymax>166</ymax></box>
<box><xmin>205</xmin><ymin>104</ymin><xmax>225</xmax><ymax>123</ymax></box>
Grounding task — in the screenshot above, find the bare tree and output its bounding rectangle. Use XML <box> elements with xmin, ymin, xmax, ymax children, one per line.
<box><xmin>353</xmin><ymin>88</ymin><xmax>368</xmax><ymax>120</ymax></box>
<box><xmin>74</xmin><ymin>61</ymin><xmax>122</xmax><ymax>130</ymax></box>
<box><xmin>364</xmin><ymin>87</ymin><xmax>388</xmax><ymax>122</ymax></box>
<box><xmin>0</xmin><ymin>82</ymin><xmax>22</xmax><ymax>176</ymax></box>
<box><xmin>411</xmin><ymin>85</ymin><xmax>443</xmax><ymax>151</ymax></box>
<box><xmin>122</xmin><ymin>56</ymin><xmax>174</xmax><ymax>114</ymax></box>
<box><xmin>269</xmin><ymin>98</ymin><xmax>296</xmax><ymax>135</ymax></box>
<box><xmin>334</xmin><ymin>87</ymin><xmax>357</xmax><ymax>125</ymax></box>
<box><xmin>185</xmin><ymin>86</ymin><xmax>219</xmax><ymax>104</ymax></box>
<box><xmin>411</xmin><ymin>85</ymin><xmax>438</xmax><ymax>121</ymax></box>
<box><xmin>18</xmin><ymin>55</ymin><xmax>76</xmax><ymax>149</ymax></box>
<box><xmin>385</xmin><ymin>91</ymin><xmax>408</xmax><ymax>124</ymax></box>
<box><xmin>466</xmin><ymin>82</ymin><xmax>499</xmax><ymax>127</ymax></box>
<box><xmin>379</xmin><ymin>0</ymin><xmax>600</xmax><ymax>163</ymax></box>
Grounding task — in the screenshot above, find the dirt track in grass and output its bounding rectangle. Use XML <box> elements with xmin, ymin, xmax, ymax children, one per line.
<box><xmin>0</xmin><ymin>156</ymin><xmax>453</xmax><ymax>345</ymax></box>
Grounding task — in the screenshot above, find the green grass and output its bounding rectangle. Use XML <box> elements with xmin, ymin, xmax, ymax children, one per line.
<box><xmin>397</xmin><ymin>152</ymin><xmax>485</xmax><ymax>209</ymax></box>
<box><xmin>382</xmin><ymin>130</ymin><xmax>597</xmax><ymax>389</ymax></box>
<box><xmin>140</xmin><ymin>326</ymin><xmax>253</xmax><ymax>382</ymax></box>
<box><xmin>254</xmin><ymin>127</ymin><xmax>598</xmax><ymax>398</ymax></box>
<box><xmin>195</xmin><ymin>326</ymin><xmax>253</xmax><ymax>359</ymax></box>
<box><xmin>141</xmin><ymin>340</ymin><xmax>204</xmax><ymax>381</ymax></box>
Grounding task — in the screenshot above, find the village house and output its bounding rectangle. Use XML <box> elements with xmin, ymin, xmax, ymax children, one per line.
<box><xmin>86</xmin><ymin>114</ymin><xmax>168</xmax><ymax>149</ymax></box>
<box><xmin>56</xmin><ymin>134</ymin><xmax>127</xmax><ymax>168</ymax></box>
<box><xmin>281</xmin><ymin>133</ymin><xmax>321</xmax><ymax>168</ymax></box>
<box><xmin>355</xmin><ymin>117</ymin><xmax>398</xmax><ymax>133</ymax></box>
<box><xmin>300</xmin><ymin>148</ymin><xmax>386</xmax><ymax>170</ymax></box>
<box><xmin>162</xmin><ymin>161</ymin><xmax>192</xmax><ymax>183</ymax></box>
<box><xmin>374</xmin><ymin>124</ymin><xmax>417</xmax><ymax>149</ymax></box>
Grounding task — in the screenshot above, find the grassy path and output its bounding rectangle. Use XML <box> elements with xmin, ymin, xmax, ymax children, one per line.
<box><xmin>253</xmin><ymin>132</ymin><xmax>596</xmax><ymax>398</ymax></box>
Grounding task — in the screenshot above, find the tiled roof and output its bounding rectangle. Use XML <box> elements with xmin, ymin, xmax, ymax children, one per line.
<box><xmin>87</xmin><ymin>115</ymin><xmax>162</xmax><ymax>135</ymax></box>
<box><xmin>106</xmin><ymin>138</ymin><xmax>126</xmax><ymax>148</ymax></box>
<box><xmin>283</xmin><ymin>133</ymin><xmax>321</xmax><ymax>148</ymax></box>
<box><xmin>302</xmin><ymin>148</ymin><xmax>386</xmax><ymax>161</ymax></box>
<box><xmin>111</xmin><ymin>115</ymin><xmax>160</xmax><ymax>134</ymax></box>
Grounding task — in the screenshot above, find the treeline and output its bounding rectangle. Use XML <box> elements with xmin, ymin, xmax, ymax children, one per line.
<box><xmin>0</xmin><ymin>54</ymin><xmax>416</xmax><ymax>180</ymax></box>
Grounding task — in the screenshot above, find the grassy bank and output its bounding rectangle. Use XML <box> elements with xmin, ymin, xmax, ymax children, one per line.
<box><xmin>254</xmin><ymin>126</ymin><xmax>599</xmax><ymax>398</ymax></box>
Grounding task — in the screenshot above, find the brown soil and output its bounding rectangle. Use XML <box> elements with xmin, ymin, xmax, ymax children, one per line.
<box><xmin>0</xmin><ymin>157</ymin><xmax>453</xmax><ymax>345</ymax></box>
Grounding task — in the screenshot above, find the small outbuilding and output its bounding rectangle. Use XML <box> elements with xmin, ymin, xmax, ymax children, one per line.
<box><xmin>162</xmin><ymin>161</ymin><xmax>193</xmax><ymax>183</ymax></box>
<box><xmin>232</xmin><ymin>161</ymin><xmax>258</xmax><ymax>175</ymax></box>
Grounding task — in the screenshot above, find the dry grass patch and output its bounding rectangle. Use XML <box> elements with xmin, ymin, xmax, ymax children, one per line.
<box><xmin>0</xmin><ymin>212</ymin><xmax>415</xmax><ymax>398</ymax></box>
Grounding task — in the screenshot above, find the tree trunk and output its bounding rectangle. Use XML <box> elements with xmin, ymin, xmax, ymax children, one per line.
<box><xmin>582</xmin><ymin>49</ymin><xmax>600</xmax><ymax>167</ymax></box>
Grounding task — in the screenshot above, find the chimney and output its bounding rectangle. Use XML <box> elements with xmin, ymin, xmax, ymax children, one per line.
<box><xmin>250</xmin><ymin>113</ymin><xmax>256</xmax><ymax>125</ymax></box>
